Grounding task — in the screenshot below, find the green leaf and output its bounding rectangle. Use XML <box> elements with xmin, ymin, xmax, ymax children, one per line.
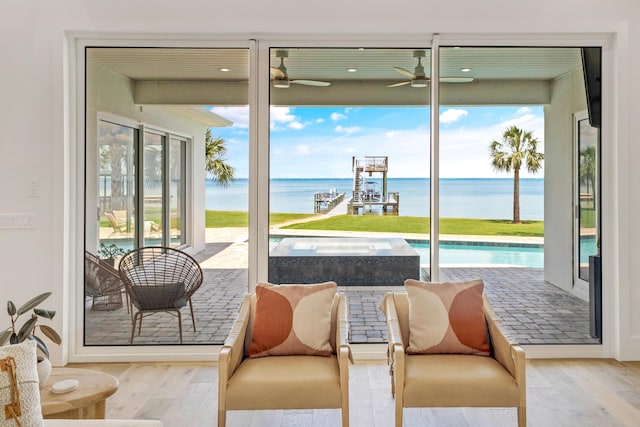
<box><xmin>7</xmin><ymin>301</ymin><xmax>16</xmax><ymax>316</ymax></box>
<box><xmin>16</xmin><ymin>292</ymin><xmax>52</xmax><ymax>316</ymax></box>
<box><xmin>29</xmin><ymin>335</ymin><xmax>49</xmax><ymax>359</ymax></box>
<box><xmin>0</xmin><ymin>329</ymin><xmax>12</xmax><ymax>345</ymax></box>
<box><xmin>17</xmin><ymin>317</ymin><xmax>38</xmax><ymax>342</ymax></box>
<box><xmin>9</xmin><ymin>333</ymin><xmax>18</xmax><ymax>345</ymax></box>
<box><xmin>38</xmin><ymin>325</ymin><xmax>62</xmax><ymax>345</ymax></box>
<box><xmin>34</xmin><ymin>308</ymin><xmax>56</xmax><ymax>320</ymax></box>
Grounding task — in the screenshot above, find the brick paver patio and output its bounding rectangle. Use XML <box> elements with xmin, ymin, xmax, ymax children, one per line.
<box><xmin>85</xmin><ymin>241</ymin><xmax>599</xmax><ymax>347</ymax></box>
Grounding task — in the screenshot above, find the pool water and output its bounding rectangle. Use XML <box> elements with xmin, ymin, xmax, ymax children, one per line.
<box><xmin>409</xmin><ymin>241</ymin><xmax>544</xmax><ymax>268</ymax></box>
<box><xmin>270</xmin><ymin>237</ymin><xmax>544</xmax><ymax>268</ymax></box>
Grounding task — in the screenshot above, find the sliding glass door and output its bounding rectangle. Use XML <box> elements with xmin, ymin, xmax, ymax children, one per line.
<box><xmin>82</xmin><ymin>38</ymin><xmax>605</xmax><ymax>352</ymax></box>
<box><xmin>575</xmin><ymin>112</ymin><xmax>599</xmax><ymax>285</ymax></box>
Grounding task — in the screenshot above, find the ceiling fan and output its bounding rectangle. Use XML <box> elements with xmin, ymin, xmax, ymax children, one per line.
<box><xmin>388</xmin><ymin>50</ymin><xmax>474</xmax><ymax>88</ymax></box>
<box><xmin>270</xmin><ymin>50</ymin><xmax>331</xmax><ymax>88</ymax></box>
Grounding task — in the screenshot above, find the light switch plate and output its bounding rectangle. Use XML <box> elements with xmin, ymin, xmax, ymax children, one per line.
<box><xmin>0</xmin><ymin>213</ymin><xmax>36</xmax><ymax>229</ymax></box>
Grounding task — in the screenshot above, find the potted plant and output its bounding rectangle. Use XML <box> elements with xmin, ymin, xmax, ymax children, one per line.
<box><xmin>0</xmin><ymin>292</ymin><xmax>62</xmax><ymax>384</ymax></box>
<box><xmin>98</xmin><ymin>242</ymin><xmax>128</xmax><ymax>266</ymax></box>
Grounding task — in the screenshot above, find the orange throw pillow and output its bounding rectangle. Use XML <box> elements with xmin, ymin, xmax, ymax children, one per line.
<box><xmin>405</xmin><ymin>278</ymin><xmax>490</xmax><ymax>356</ymax></box>
<box><xmin>249</xmin><ymin>281</ymin><xmax>337</xmax><ymax>357</ymax></box>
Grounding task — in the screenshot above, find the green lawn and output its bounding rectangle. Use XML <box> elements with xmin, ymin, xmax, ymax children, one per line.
<box><xmin>205</xmin><ymin>210</ymin><xmax>316</xmax><ymax>228</ymax></box>
<box><xmin>580</xmin><ymin>208</ymin><xmax>596</xmax><ymax>229</ymax></box>
<box><xmin>205</xmin><ymin>210</ymin><xmax>544</xmax><ymax>237</ymax></box>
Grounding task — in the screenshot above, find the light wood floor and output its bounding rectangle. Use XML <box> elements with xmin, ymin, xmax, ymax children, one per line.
<box><xmin>71</xmin><ymin>359</ymin><xmax>640</xmax><ymax>426</ymax></box>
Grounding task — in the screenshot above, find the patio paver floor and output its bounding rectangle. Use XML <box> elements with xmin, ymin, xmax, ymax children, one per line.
<box><xmin>85</xmin><ymin>241</ymin><xmax>599</xmax><ymax>346</ymax></box>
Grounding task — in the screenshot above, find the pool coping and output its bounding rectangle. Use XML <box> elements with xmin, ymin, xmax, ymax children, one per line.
<box><xmin>269</xmin><ymin>228</ymin><xmax>545</xmax><ymax>247</ymax></box>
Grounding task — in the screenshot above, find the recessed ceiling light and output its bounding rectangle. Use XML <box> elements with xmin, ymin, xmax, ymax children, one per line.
<box><xmin>218</xmin><ymin>67</ymin><xmax>231</xmax><ymax>72</ymax></box>
<box><xmin>460</xmin><ymin>68</ymin><xmax>471</xmax><ymax>72</ymax></box>
<box><xmin>347</xmin><ymin>68</ymin><xmax>357</xmax><ymax>73</ymax></box>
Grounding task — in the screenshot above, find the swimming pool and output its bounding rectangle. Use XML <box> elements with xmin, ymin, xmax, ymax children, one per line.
<box><xmin>270</xmin><ymin>237</ymin><xmax>544</xmax><ymax>268</ymax></box>
<box><xmin>408</xmin><ymin>241</ymin><xmax>543</xmax><ymax>268</ymax></box>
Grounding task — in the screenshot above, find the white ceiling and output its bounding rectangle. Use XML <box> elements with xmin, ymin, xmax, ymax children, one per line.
<box><xmin>87</xmin><ymin>47</ymin><xmax>582</xmax><ymax>83</ymax></box>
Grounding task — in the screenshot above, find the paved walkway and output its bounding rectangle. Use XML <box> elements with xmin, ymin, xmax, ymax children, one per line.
<box><xmin>85</xmin><ymin>230</ymin><xmax>598</xmax><ymax>346</ymax></box>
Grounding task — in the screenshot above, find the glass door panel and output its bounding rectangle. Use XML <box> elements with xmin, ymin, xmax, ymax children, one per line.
<box><xmin>576</xmin><ymin>115</ymin><xmax>599</xmax><ymax>283</ymax></box>
<box><xmin>97</xmin><ymin>120</ymin><xmax>136</xmax><ymax>256</ymax></box>
<box><xmin>86</xmin><ymin>46</ymin><xmax>250</xmax><ymax>347</ymax></box>
<box><xmin>267</xmin><ymin>47</ymin><xmax>430</xmax><ymax>344</ymax></box>
<box><xmin>438</xmin><ymin>46</ymin><xmax>602</xmax><ymax>345</ymax></box>
<box><xmin>142</xmin><ymin>131</ymin><xmax>164</xmax><ymax>246</ymax></box>
<box><xmin>169</xmin><ymin>137</ymin><xmax>186</xmax><ymax>247</ymax></box>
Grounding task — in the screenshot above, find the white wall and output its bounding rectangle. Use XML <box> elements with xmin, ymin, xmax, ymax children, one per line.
<box><xmin>85</xmin><ymin>61</ymin><xmax>208</xmax><ymax>254</ymax></box>
<box><xmin>1</xmin><ymin>0</ymin><xmax>639</xmax><ymax>362</ymax></box>
<box><xmin>544</xmin><ymin>69</ymin><xmax>588</xmax><ymax>299</ymax></box>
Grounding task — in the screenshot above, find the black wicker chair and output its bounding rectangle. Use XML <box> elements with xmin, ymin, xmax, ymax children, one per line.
<box><xmin>118</xmin><ymin>246</ymin><xmax>204</xmax><ymax>344</ymax></box>
<box><xmin>85</xmin><ymin>250</ymin><xmax>130</xmax><ymax>313</ymax></box>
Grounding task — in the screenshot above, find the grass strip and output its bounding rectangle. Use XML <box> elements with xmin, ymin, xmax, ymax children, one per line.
<box><xmin>205</xmin><ymin>210</ymin><xmax>544</xmax><ymax>237</ymax></box>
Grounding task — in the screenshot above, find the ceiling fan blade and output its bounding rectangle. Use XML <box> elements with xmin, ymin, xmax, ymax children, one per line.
<box><xmin>393</xmin><ymin>67</ymin><xmax>416</xmax><ymax>79</ymax></box>
<box><xmin>270</xmin><ymin>67</ymin><xmax>285</xmax><ymax>79</ymax></box>
<box><xmin>291</xmin><ymin>80</ymin><xmax>331</xmax><ymax>87</ymax></box>
<box><xmin>440</xmin><ymin>77</ymin><xmax>474</xmax><ymax>83</ymax></box>
<box><xmin>387</xmin><ymin>81</ymin><xmax>411</xmax><ymax>88</ymax></box>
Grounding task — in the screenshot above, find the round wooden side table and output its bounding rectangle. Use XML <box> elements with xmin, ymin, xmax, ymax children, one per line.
<box><xmin>40</xmin><ymin>367</ymin><xmax>119</xmax><ymax>419</ymax></box>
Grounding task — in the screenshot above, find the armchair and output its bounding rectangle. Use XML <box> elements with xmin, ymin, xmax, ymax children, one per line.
<box><xmin>218</xmin><ymin>289</ymin><xmax>351</xmax><ymax>426</ymax></box>
<box><xmin>381</xmin><ymin>291</ymin><xmax>526</xmax><ymax>427</ymax></box>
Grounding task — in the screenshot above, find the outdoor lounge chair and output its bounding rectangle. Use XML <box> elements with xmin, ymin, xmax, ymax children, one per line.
<box><xmin>84</xmin><ymin>250</ymin><xmax>130</xmax><ymax>312</ymax></box>
<box><xmin>105</xmin><ymin>210</ymin><xmax>128</xmax><ymax>234</ymax></box>
<box><xmin>118</xmin><ymin>246</ymin><xmax>203</xmax><ymax>344</ymax></box>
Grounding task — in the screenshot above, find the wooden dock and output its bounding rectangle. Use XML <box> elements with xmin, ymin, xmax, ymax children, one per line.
<box><xmin>314</xmin><ymin>191</ymin><xmax>345</xmax><ymax>213</ymax></box>
<box><xmin>348</xmin><ymin>191</ymin><xmax>399</xmax><ymax>215</ymax></box>
<box><xmin>350</xmin><ymin>156</ymin><xmax>399</xmax><ymax>215</ymax></box>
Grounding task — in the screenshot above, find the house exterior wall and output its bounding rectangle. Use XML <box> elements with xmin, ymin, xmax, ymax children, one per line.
<box><xmin>544</xmin><ymin>69</ymin><xmax>589</xmax><ymax>299</ymax></box>
<box><xmin>0</xmin><ymin>0</ymin><xmax>638</xmax><ymax>362</ymax></box>
<box><xmin>85</xmin><ymin>61</ymin><xmax>208</xmax><ymax>254</ymax></box>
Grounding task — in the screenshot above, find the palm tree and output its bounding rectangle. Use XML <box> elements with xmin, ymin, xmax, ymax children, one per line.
<box><xmin>205</xmin><ymin>128</ymin><xmax>236</xmax><ymax>187</ymax></box>
<box><xmin>489</xmin><ymin>126</ymin><xmax>544</xmax><ymax>223</ymax></box>
<box><xmin>579</xmin><ymin>145</ymin><xmax>597</xmax><ymax>209</ymax></box>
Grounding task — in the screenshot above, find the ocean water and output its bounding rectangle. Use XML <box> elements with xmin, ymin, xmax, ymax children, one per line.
<box><xmin>205</xmin><ymin>178</ymin><xmax>544</xmax><ymax>220</ymax></box>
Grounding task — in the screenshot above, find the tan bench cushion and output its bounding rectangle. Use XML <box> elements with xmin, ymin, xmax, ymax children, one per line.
<box><xmin>403</xmin><ymin>354</ymin><xmax>520</xmax><ymax>408</ymax></box>
<box><xmin>226</xmin><ymin>355</ymin><xmax>341</xmax><ymax>410</ymax></box>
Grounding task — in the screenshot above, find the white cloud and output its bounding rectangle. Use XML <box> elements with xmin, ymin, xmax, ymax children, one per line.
<box><xmin>331</xmin><ymin>112</ymin><xmax>347</xmax><ymax>121</ymax></box>
<box><xmin>335</xmin><ymin>125</ymin><xmax>361</xmax><ymax>134</ymax></box>
<box><xmin>269</xmin><ymin>107</ymin><xmax>300</xmax><ymax>131</ymax></box>
<box><xmin>316</xmin><ymin>118</ymin><xmax>325</xmax><ymax>123</ymax></box>
<box><xmin>288</xmin><ymin>121</ymin><xmax>305</xmax><ymax>130</ymax></box>
<box><xmin>497</xmin><ymin>114</ymin><xmax>541</xmax><ymax>133</ymax></box>
<box><xmin>209</xmin><ymin>106</ymin><xmax>249</xmax><ymax>128</ymax></box>
<box><xmin>516</xmin><ymin>107</ymin><xmax>531</xmax><ymax>115</ymax></box>
<box><xmin>439</xmin><ymin>112</ymin><xmax>545</xmax><ymax>178</ymax></box>
<box><xmin>440</xmin><ymin>108</ymin><xmax>468</xmax><ymax>125</ymax></box>
<box><xmin>271</xmin><ymin>106</ymin><xmax>296</xmax><ymax>123</ymax></box>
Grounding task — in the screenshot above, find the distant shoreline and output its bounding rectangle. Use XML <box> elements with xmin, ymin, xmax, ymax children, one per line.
<box><xmin>206</xmin><ymin>177</ymin><xmax>545</xmax><ymax>219</ymax></box>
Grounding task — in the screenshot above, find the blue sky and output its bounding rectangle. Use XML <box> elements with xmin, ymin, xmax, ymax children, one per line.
<box><xmin>209</xmin><ymin>105</ymin><xmax>544</xmax><ymax>179</ymax></box>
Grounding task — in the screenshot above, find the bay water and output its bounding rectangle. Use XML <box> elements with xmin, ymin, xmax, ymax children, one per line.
<box><xmin>206</xmin><ymin>177</ymin><xmax>544</xmax><ymax>220</ymax></box>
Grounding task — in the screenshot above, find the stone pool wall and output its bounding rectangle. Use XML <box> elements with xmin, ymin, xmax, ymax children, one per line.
<box><xmin>268</xmin><ymin>237</ymin><xmax>420</xmax><ymax>285</ymax></box>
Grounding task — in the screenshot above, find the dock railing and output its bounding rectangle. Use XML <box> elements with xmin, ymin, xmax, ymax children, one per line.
<box><xmin>314</xmin><ymin>191</ymin><xmax>345</xmax><ymax>213</ymax></box>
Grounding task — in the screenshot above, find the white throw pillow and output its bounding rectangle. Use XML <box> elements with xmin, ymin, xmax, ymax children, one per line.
<box><xmin>0</xmin><ymin>340</ymin><xmax>45</xmax><ymax>427</ymax></box>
